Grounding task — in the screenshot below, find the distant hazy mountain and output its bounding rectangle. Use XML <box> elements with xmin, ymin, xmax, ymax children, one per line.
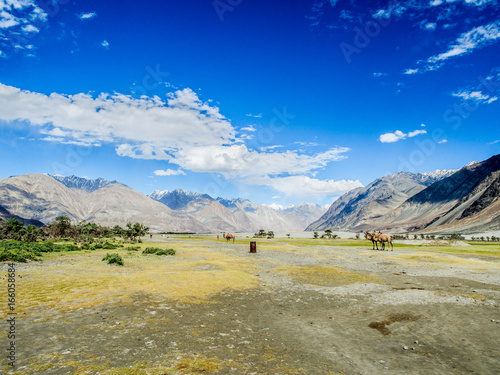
<box><xmin>306</xmin><ymin>170</ymin><xmax>456</xmax><ymax>232</ymax></box>
<box><xmin>0</xmin><ymin>174</ymin><xmax>209</xmax><ymax>233</ymax></box>
<box><xmin>271</xmin><ymin>202</ymin><xmax>327</xmax><ymax>231</ymax></box>
<box><xmin>216</xmin><ymin>197</ymin><xmax>300</xmax><ymax>232</ymax></box>
<box><xmin>149</xmin><ymin>189</ymin><xmax>243</xmax><ymax>232</ymax></box>
<box><xmin>307</xmin><ymin>155</ymin><xmax>500</xmax><ymax>234</ymax></box>
<box><xmin>148</xmin><ymin>189</ymin><xmax>325</xmax><ymax>232</ymax></box>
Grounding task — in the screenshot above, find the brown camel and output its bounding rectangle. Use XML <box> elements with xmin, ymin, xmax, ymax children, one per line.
<box><xmin>376</xmin><ymin>232</ymin><xmax>393</xmax><ymax>251</ymax></box>
<box><xmin>364</xmin><ymin>231</ymin><xmax>379</xmax><ymax>250</ymax></box>
<box><xmin>224</xmin><ymin>233</ymin><xmax>235</xmax><ymax>243</ymax></box>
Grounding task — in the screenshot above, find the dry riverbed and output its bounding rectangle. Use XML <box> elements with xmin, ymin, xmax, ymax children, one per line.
<box><xmin>1</xmin><ymin>237</ymin><xmax>500</xmax><ymax>374</ymax></box>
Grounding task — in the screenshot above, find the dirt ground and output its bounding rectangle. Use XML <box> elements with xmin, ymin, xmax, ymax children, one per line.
<box><xmin>1</xmin><ymin>237</ymin><xmax>500</xmax><ymax>374</ymax></box>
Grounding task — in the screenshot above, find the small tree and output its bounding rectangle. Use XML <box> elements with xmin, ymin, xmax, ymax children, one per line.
<box><xmin>0</xmin><ymin>218</ymin><xmax>24</xmax><ymax>240</ymax></box>
<box><xmin>124</xmin><ymin>222</ymin><xmax>149</xmax><ymax>242</ymax></box>
<box><xmin>313</xmin><ymin>231</ymin><xmax>319</xmax><ymax>239</ymax></box>
<box><xmin>325</xmin><ymin>229</ymin><xmax>333</xmax><ymax>239</ymax></box>
<box><xmin>23</xmin><ymin>225</ymin><xmax>44</xmax><ymax>242</ymax></box>
<box><xmin>266</xmin><ymin>231</ymin><xmax>275</xmax><ymax>239</ymax></box>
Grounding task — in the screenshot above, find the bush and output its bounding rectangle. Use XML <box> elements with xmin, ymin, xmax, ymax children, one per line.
<box><xmin>0</xmin><ymin>241</ymin><xmax>42</xmax><ymax>262</ymax></box>
<box><xmin>126</xmin><ymin>246</ymin><xmax>140</xmax><ymax>251</ymax></box>
<box><xmin>81</xmin><ymin>242</ymin><xmax>121</xmax><ymax>251</ymax></box>
<box><xmin>0</xmin><ymin>247</ymin><xmax>41</xmax><ymax>262</ymax></box>
<box><xmin>102</xmin><ymin>253</ymin><xmax>124</xmax><ymax>266</ymax></box>
<box><xmin>142</xmin><ymin>247</ymin><xmax>176</xmax><ymax>256</ymax></box>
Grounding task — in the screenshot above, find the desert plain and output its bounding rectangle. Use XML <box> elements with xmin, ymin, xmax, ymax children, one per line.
<box><xmin>1</xmin><ymin>235</ymin><xmax>499</xmax><ymax>375</ymax></box>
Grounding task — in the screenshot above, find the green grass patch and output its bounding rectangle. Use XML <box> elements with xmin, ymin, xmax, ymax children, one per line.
<box><xmin>102</xmin><ymin>253</ymin><xmax>124</xmax><ymax>266</ymax></box>
<box><xmin>126</xmin><ymin>245</ymin><xmax>141</xmax><ymax>251</ymax></box>
<box><xmin>142</xmin><ymin>247</ymin><xmax>176</xmax><ymax>256</ymax></box>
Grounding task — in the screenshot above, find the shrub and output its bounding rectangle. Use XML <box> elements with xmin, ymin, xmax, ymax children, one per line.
<box><xmin>0</xmin><ymin>248</ymin><xmax>41</xmax><ymax>262</ymax></box>
<box><xmin>126</xmin><ymin>246</ymin><xmax>140</xmax><ymax>251</ymax></box>
<box><xmin>0</xmin><ymin>242</ymin><xmax>42</xmax><ymax>262</ymax></box>
<box><xmin>102</xmin><ymin>253</ymin><xmax>124</xmax><ymax>266</ymax></box>
<box><xmin>102</xmin><ymin>242</ymin><xmax>120</xmax><ymax>249</ymax></box>
<box><xmin>142</xmin><ymin>247</ymin><xmax>176</xmax><ymax>256</ymax></box>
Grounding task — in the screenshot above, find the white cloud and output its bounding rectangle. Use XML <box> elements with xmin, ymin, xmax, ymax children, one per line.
<box><xmin>21</xmin><ymin>24</ymin><xmax>38</xmax><ymax>33</ymax></box>
<box><xmin>488</xmin><ymin>140</ymin><xmax>499</xmax><ymax>144</ymax></box>
<box><xmin>241</xmin><ymin>125</ymin><xmax>256</xmax><ymax>131</ymax></box>
<box><xmin>248</xmin><ymin>175</ymin><xmax>363</xmax><ymax>197</ymax></box>
<box><xmin>0</xmin><ymin>83</ymin><xmax>352</xmax><ymax>181</ymax></box>
<box><xmin>452</xmin><ymin>90</ymin><xmax>498</xmax><ymax>104</ymax></box>
<box><xmin>424</xmin><ymin>22</ymin><xmax>437</xmax><ymax>30</ymax></box>
<box><xmin>373</xmin><ymin>72</ymin><xmax>387</xmax><ymax>77</ymax></box>
<box><xmin>428</xmin><ymin>21</ymin><xmax>500</xmax><ymax>64</ymax></box>
<box><xmin>154</xmin><ymin>169</ymin><xmax>186</xmax><ymax>176</ymax></box>
<box><xmin>165</xmin><ymin>145</ymin><xmax>351</xmax><ymax>178</ymax></box>
<box><xmin>405</xmin><ymin>20</ymin><xmax>500</xmax><ymax>74</ymax></box>
<box><xmin>408</xmin><ymin>129</ymin><xmax>427</xmax><ymax>137</ymax></box>
<box><xmin>404</xmin><ymin>68</ymin><xmax>419</xmax><ymax>75</ymax></box>
<box><xmin>380</xmin><ymin>128</ymin><xmax>427</xmax><ymax>143</ymax></box>
<box><xmin>0</xmin><ymin>10</ymin><xmax>19</xmax><ymax>28</ymax></box>
<box><xmin>245</xmin><ymin>113</ymin><xmax>262</xmax><ymax>118</ymax></box>
<box><xmin>0</xmin><ymin>1</ymin><xmax>48</xmax><ymax>53</ymax></box>
<box><xmin>101</xmin><ymin>40</ymin><xmax>109</xmax><ymax>48</ymax></box>
<box><xmin>78</xmin><ymin>12</ymin><xmax>97</xmax><ymax>20</ymax></box>
<box><xmin>379</xmin><ymin>130</ymin><xmax>407</xmax><ymax>143</ymax></box>
<box><xmin>439</xmin><ymin>139</ymin><xmax>448</xmax><ymax>144</ymax></box>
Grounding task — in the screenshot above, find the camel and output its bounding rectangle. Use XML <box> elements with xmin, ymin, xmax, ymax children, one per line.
<box><xmin>224</xmin><ymin>233</ymin><xmax>235</xmax><ymax>243</ymax></box>
<box><xmin>375</xmin><ymin>231</ymin><xmax>393</xmax><ymax>251</ymax></box>
<box><xmin>364</xmin><ymin>231</ymin><xmax>379</xmax><ymax>250</ymax></box>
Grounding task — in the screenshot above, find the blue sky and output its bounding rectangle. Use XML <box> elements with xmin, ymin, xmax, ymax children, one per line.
<box><xmin>0</xmin><ymin>0</ymin><xmax>499</xmax><ymax>206</ymax></box>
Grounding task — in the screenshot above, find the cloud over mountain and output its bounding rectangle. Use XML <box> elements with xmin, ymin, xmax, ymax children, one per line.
<box><xmin>0</xmin><ymin>83</ymin><xmax>355</xmax><ymax>197</ymax></box>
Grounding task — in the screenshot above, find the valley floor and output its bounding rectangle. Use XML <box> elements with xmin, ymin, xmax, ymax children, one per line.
<box><xmin>1</xmin><ymin>237</ymin><xmax>500</xmax><ymax>374</ymax></box>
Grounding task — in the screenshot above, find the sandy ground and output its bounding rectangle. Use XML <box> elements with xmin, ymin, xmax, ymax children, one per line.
<box><xmin>1</xmin><ymin>237</ymin><xmax>500</xmax><ymax>374</ymax></box>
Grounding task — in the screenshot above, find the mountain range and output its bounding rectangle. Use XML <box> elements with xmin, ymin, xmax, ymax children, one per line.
<box><xmin>0</xmin><ymin>174</ymin><xmax>326</xmax><ymax>233</ymax></box>
<box><xmin>1</xmin><ymin>154</ymin><xmax>498</xmax><ymax>235</ymax></box>
<box><xmin>308</xmin><ymin>154</ymin><xmax>500</xmax><ymax>234</ymax></box>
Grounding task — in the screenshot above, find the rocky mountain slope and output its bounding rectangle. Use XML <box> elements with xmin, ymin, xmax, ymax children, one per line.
<box><xmin>386</xmin><ymin>154</ymin><xmax>500</xmax><ymax>234</ymax></box>
<box><xmin>0</xmin><ymin>174</ymin><xmax>209</xmax><ymax>233</ymax></box>
<box><xmin>307</xmin><ymin>170</ymin><xmax>456</xmax><ymax>232</ymax></box>
<box><xmin>0</xmin><ymin>204</ymin><xmax>44</xmax><ymax>227</ymax></box>
<box><xmin>307</xmin><ymin>154</ymin><xmax>500</xmax><ymax>234</ymax></box>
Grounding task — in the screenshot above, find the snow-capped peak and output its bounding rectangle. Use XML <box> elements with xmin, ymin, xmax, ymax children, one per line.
<box><xmin>422</xmin><ymin>169</ymin><xmax>458</xmax><ymax>179</ymax></box>
<box><xmin>465</xmin><ymin>160</ymin><xmax>480</xmax><ymax>168</ymax></box>
<box><xmin>149</xmin><ymin>190</ymin><xmax>169</xmax><ymax>199</ymax></box>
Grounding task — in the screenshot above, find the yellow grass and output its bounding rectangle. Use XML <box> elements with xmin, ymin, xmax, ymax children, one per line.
<box><xmin>388</xmin><ymin>251</ymin><xmax>500</xmax><ymax>270</ymax></box>
<box><xmin>6</xmin><ymin>246</ymin><xmax>261</xmax><ymax>318</ymax></box>
<box><xmin>275</xmin><ymin>265</ymin><xmax>380</xmax><ymax>287</ymax></box>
